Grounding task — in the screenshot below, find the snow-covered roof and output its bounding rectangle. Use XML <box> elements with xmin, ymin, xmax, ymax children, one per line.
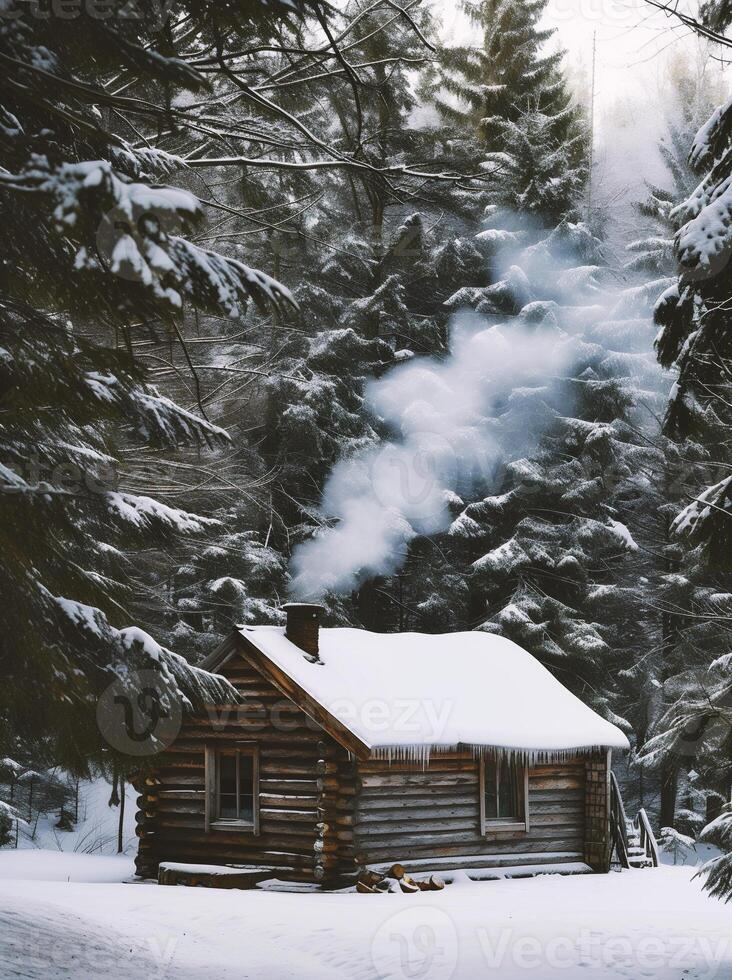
<box><xmin>230</xmin><ymin>626</ymin><xmax>629</xmax><ymax>757</ymax></box>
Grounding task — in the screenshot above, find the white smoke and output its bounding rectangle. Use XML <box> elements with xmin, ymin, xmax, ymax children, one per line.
<box><xmin>289</xmin><ymin>312</ymin><xmax>577</xmax><ymax>600</ymax></box>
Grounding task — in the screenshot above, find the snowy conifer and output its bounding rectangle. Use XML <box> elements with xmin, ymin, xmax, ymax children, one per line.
<box><xmin>658</xmin><ymin>825</ymin><xmax>697</xmax><ymax>864</ymax></box>
<box><xmin>429</xmin><ymin>0</ymin><xmax>569</xmax><ymax>149</ymax></box>
<box><xmin>641</xmin><ymin>3</ymin><xmax>732</xmax><ymax>882</ymax></box>
<box><xmin>0</xmin><ymin>2</ymin><xmax>310</xmax><ymax>766</ymax></box>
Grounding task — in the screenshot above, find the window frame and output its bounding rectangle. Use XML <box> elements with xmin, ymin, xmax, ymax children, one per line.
<box><xmin>479</xmin><ymin>756</ymin><xmax>529</xmax><ymax>835</ymax></box>
<box><xmin>205</xmin><ymin>741</ymin><xmax>260</xmax><ymax>835</ymax></box>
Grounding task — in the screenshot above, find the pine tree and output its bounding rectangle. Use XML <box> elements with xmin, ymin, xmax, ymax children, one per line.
<box><xmin>627</xmin><ymin>52</ymin><xmax>727</xmax><ymax>277</ymax></box>
<box><xmin>452</xmin><ymin>227</ymin><xmax>664</xmax><ymax>720</ymax></box>
<box><xmin>0</xmin><ymin>806</ymin><xmax>12</xmax><ymax>847</ymax></box>
<box><xmin>702</xmin><ymin>804</ymin><xmax>732</xmax><ymax>899</ymax></box>
<box><xmin>641</xmin><ymin>0</ymin><xmax>732</xmax><ymax>898</ymax></box>
<box><xmin>658</xmin><ymin>825</ymin><xmax>697</xmax><ymax>864</ymax></box>
<box><xmin>423</xmin><ymin>0</ymin><xmax>588</xmax><ymax>224</ymax></box>
<box><xmin>617</xmin><ymin>53</ymin><xmax>727</xmax><ymax>828</ymax></box>
<box><xmin>0</xmin><ymin>2</ymin><xmax>319</xmax><ymax>768</ymax></box>
<box><xmin>362</xmin><ymin>6</ymin><xmax>683</xmax><ymax>755</ymax></box>
<box><xmin>482</xmin><ymin>105</ymin><xmax>588</xmax><ymax>225</ymax></box>
<box><xmin>429</xmin><ymin>0</ymin><xmax>567</xmax><ymax>148</ymax></box>
<box><xmin>348</xmin><ymin>0</ymin><xmax>596</xmax><ymax>640</ymax></box>
<box><xmin>133</xmin><ymin>1</ymin><xmax>455</xmax><ymax>653</ymax></box>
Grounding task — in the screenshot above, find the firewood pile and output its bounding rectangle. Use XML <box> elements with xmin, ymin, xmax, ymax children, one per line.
<box><xmin>356</xmin><ymin>864</ymin><xmax>445</xmax><ymax>894</ymax></box>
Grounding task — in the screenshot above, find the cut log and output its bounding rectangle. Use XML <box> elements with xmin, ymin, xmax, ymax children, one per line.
<box><xmin>420</xmin><ymin>874</ymin><xmax>445</xmax><ymax>891</ymax></box>
<box><xmin>358</xmin><ymin>870</ymin><xmax>386</xmax><ymax>888</ymax></box>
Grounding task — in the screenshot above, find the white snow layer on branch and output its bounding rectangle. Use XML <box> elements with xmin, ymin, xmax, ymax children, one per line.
<box><xmin>673</xmin><ymin>476</ymin><xmax>732</xmax><ymax>537</ymax></box>
<box><xmin>0</xmin><ymin>759</ymin><xmax>23</xmax><ymax>776</ymax></box>
<box><xmin>689</xmin><ymin>96</ymin><xmax>732</xmax><ymax>168</ymax></box>
<box><xmin>52</xmin><ymin>595</ymin><xmax>236</xmax><ymax>710</ymax></box>
<box><xmin>606</xmin><ymin>519</ymin><xmax>639</xmax><ymax>552</ymax></box>
<box><xmin>674</xmin><ymin>173</ymin><xmax>732</xmax><ymax>274</ymax></box>
<box><xmin>105</xmin><ymin>492</ymin><xmax>221</xmax><ymax>534</ymax></box>
<box><xmin>0</xmin><ymin>800</ymin><xmax>29</xmax><ymax>827</ymax></box>
<box><xmin>30</xmin><ymin>159</ymin><xmax>293</xmax><ymax>316</ymax></box>
<box><xmin>85</xmin><ymin>372</ymin><xmax>229</xmax><ymax>444</ymax></box>
<box><xmin>112</xmin><ymin>143</ymin><xmax>187</xmax><ymax>178</ymax></box>
<box><xmin>133</xmin><ymin>388</ymin><xmax>229</xmax><ymax>443</ymax></box>
<box><xmin>670</xmin><ymin>98</ymin><xmax>732</xmax><ymax>276</ymax></box>
<box><xmin>45</xmin><ymin>160</ymin><xmax>198</xmax><ymax>228</ymax></box>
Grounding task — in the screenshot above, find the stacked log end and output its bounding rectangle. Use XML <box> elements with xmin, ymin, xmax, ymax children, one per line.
<box><xmin>132</xmin><ymin>773</ymin><xmax>160</xmax><ymax>878</ymax></box>
<box><xmin>314</xmin><ymin>741</ymin><xmax>358</xmax><ymax>885</ymax></box>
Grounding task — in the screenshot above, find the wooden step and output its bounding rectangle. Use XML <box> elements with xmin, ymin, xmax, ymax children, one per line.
<box><xmin>369</xmin><ymin>851</ymin><xmax>585</xmax><ymax>874</ymax></box>
<box><xmin>628</xmin><ymin>856</ymin><xmax>653</xmax><ymax>868</ymax></box>
<box><xmin>443</xmin><ymin>862</ymin><xmax>593</xmax><ymax>882</ymax></box>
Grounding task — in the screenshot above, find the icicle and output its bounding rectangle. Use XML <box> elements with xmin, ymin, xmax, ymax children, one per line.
<box><xmin>369</xmin><ymin>742</ymin><xmax>610</xmax><ymax>767</ymax></box>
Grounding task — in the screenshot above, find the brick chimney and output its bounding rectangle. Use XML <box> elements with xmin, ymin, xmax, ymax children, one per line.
<box><xmin>282</xmin><ymin>603</ymin><xmax>324</xmax><ymax>663</ymax></box>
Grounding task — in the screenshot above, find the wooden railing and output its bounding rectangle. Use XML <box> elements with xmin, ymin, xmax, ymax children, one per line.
<box><xmin>609</xmin><ymin>773</ymin><xmax>660</xmax><ymax>869</ymax></box>
<box><xmin>609</xmin><ymin>770</ymin><xmax>630</xmax><ymax>869</ymax></box>
<box><xmin>636</xmin><ymin>808</ymin><xmax>660</xmax><ymax>867</ymax></box>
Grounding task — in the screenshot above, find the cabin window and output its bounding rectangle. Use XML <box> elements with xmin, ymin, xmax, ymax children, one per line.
<box><xmin>480</xmin><ymin>757</ymin><xmax>528</xmax><ymax>833</ymax></box>
<box><xmin>205</xmin><ymin>743</ymin><xmax>259</xmax><ymax>833</ymax></box>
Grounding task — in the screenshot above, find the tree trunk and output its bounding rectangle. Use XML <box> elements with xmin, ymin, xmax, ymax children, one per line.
<box><xmin>356</xmin><ymin>578</ymin><xmax>384</xmax><ymax>631</ymax></box>
<box><xmin>706</xmin><ymin>792</ymin><xmax>723</xmax><ymax>826</ymax></box>
<box><xmin>117</xmin><ymin>774</ymin><xmax>125</xmax><ymax>854</ymax></box>
<box><xmin>109</xmin><ymin>767</ymin><xmax>120</xmax><ymax>807</ymax></box>
<box><xmin>660</xmin><ymin>764</ymin><xmax>678</xmax><ymax>829</ymax></box>
<box><xmin>638</xmin><ymin>763</ymin><xmax>644</xmax><ymax>809</ymax></box>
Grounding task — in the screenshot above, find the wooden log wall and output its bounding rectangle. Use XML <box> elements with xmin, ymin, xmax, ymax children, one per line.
<box><xmin>133</xmin><ymin>653</ymin><xmax>339</xmax><ymax>883</ymax></box>
<box><xmin>352</xmin><ymin>753</ymin><xmax>588</xmax><ymax>871</ymax></box>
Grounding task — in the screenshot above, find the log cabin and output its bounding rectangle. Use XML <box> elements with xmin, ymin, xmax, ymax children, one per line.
<box><xmin>133</xmin><ymin>603</ymin><xmax>630</xmax><ymax>885</ymax></box>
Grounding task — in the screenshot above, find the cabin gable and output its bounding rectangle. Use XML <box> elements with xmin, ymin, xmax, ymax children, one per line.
<box><xmin>134</xmin><ymin>646</ymin><xmax>355</xmax><ymax>883</ymax></box>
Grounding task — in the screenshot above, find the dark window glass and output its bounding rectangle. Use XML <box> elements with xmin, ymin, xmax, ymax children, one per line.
<box><xmin>219</xmin><ymin>754</ymin><xmax>238</xmax><ymax>818</ymax></box>
<box><xmin>238</xmin><ymin>755</ymin><xmax>254</xmax><ymax>822</ymax></box>
<box><xmin>484</xmin><ymin>761</ymin><xmax>498</xmax><ymax>817</ymax></box>
<box><xmin>217</xmin><ymin>751</ymin><xmax>255</xmax><ymax>823</ymax></box>
<box><xmin>485</xmin><ymin>758</ymin><xmax>519</xmax><ymax>822</ymax></box>
<box><xmin>498</xmin><ymin>760</ymin><xmax>517</xmax><ymax>819</ymax></box>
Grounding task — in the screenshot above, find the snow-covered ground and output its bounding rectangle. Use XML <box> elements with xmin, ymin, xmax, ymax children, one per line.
<box><xmin>2</xmin><ymin>779</ymin><xmax>731</xmax><ymax>978</ymax></box>
<box><xmin>1</xmin><ymin>852</ymin><xmax>731</xmax><ymax>980</ymax></box>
